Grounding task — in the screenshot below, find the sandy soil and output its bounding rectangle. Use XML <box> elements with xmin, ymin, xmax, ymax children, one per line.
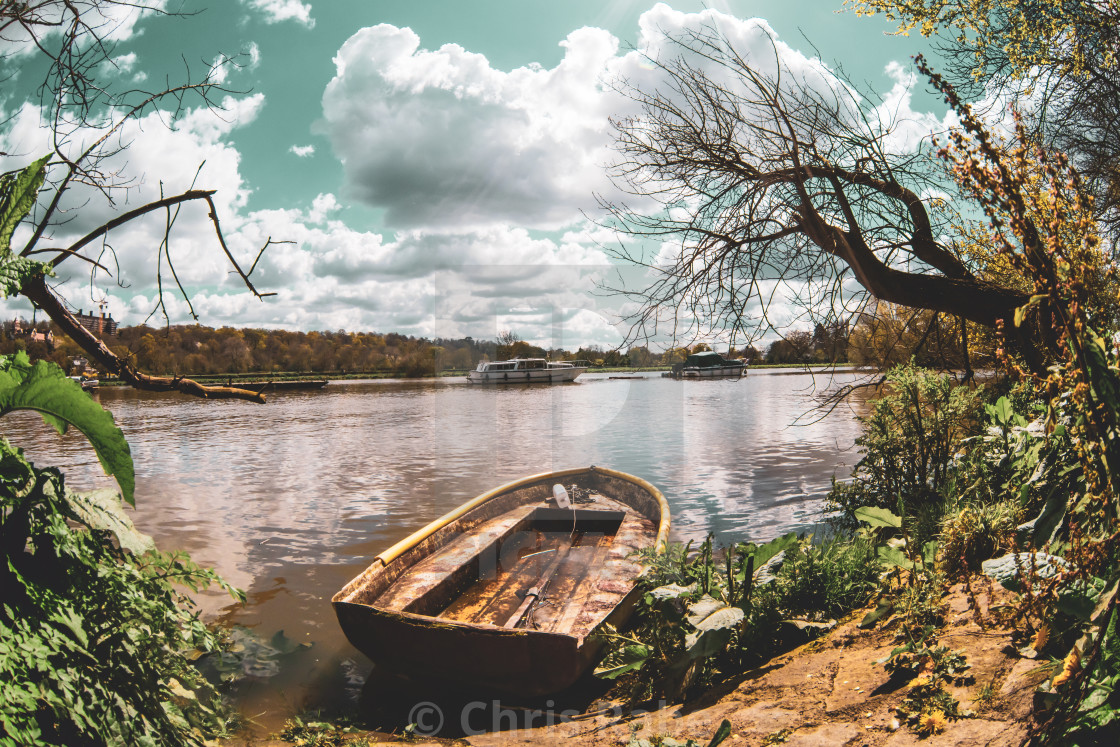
<box><xmin>226</xmin><ymin>582</ymin><xmax>1045</xmax><ymax>747</ymax></box>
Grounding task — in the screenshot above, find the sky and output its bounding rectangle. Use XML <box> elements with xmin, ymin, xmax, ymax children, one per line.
<box><xmin>0</xmin><ymin>0</ymin><xmax>950</xmax><ymax>351</ymax></box>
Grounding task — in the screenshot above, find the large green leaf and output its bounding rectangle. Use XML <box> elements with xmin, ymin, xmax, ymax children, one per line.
<box><xmin>593</xmin><ymin>643</ymin><xmax>651</xmax><ymax>679</ymax></box>
<box><xmin>876</xmin><ymin>545</ymin><xmax>916</xmax><ymax>571</ymax></box>
<box><xmin>981</xmin><ymin>552</ymin><xmax>1069</xmax><ymax>592</ymax></box>
<box><xmin>858</xmin><ymin>598</ymin><xmax>895</xmax><ymax>629</ymax></box>
<box><xmin>0</xmin><ymin>254</ymin><xmax>53</xmax><ymax>298</ymax></box>
<box><xmin>0</xmin><ymin>352</ymin><xmax>134</xmax><ymax>504</ymax></box>
<box><xmin>1016</xmin><ymin>496</ymin><xmax>1067</xmax><ymax>548</ymax></box>
<box><xmin>853</xmin><ymin>506</ymin><xmax>902</xmax><ymax>529</ymax></box>
<box><xmin>986</xmin><ymin>396</ymin><xmax>1014</xmax><ymax>426</ymax></box>
<box><xmin>1055</xmin><ymin>576</ymin><xmax>1108</xmax><ymax>622</ymax></box>
<box><xmin>706</xmin><ymin>719</ymin><xmax>733</xmax><ymax>747</ymax></box>
<box><xmin>0</xmin><ymin>155</ymin><xmax>53</xmax><ymax>297</ymax></box>
<box><xmin>0</xmin><ymin>155</ymin><xmax>49</xmax><ymax>253</ymax></box>
<box><xmin>64</xmin><ymin>488</ymin><xmax>153</xmax><ymax>555</ymax></box>
<box><xmin>751</xmin><ymin>532</ymin><xmax>798</xmax><ymax>568</ymax></box>
<box><xmin>684</xmin><ymin>595</ymin><xmax>744</xmax><ymax>659</ymax></box>
<box><xmin>649</xmin><ymin>583</ymin><xmax>696</xmax><ymax>600</ymax></box>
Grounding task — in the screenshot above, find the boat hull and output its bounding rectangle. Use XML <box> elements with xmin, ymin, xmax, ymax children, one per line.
<box><xmin>668</xmin><ymin>364</ymin><xmax>745</xmax><ymax>379</ymax></box>
<box><xmin>334</xmin><ymin>592</ymin><xmax>639</xmax><ymax>695</ymax></box>
<box><xmin>466</xmin><ymin>367</ymin><xmax>585</xmax><ymax>384</ymax></box>
<box><xmin>332</xmin><ymin>466</ymin><xmax>668</xmax><ymax>696</ymax></box>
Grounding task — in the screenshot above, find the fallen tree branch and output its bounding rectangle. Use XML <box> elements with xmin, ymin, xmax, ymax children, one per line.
<box><xmin>20</xmin><ymin>274</ymin><xmax>267</xmax><ymax>404</ymax></box>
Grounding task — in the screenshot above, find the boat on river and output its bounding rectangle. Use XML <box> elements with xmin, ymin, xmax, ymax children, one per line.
<box><xmin>666</xmin><ymin>351</ymin><xmax>746</xmax><ymax>379</ymax></box>
<box><xmin>332</xmin><ymin>466</ymin><xmax>669</xmax><ymax>695</ymax></box>
<box><xmin>69</xmin><ymin>375</ymin><xmax>99</xmax><ymax>391</ymax></box>
<box><xmin>466</xmin><ymin>357</ymin><xmax>589</xmax><ymax>384</ymax></box>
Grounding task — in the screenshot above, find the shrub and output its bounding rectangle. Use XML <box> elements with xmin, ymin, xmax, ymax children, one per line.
<box><xmin>826</xmin><ymin>362</ymin><xmax>982</xmax><ymax>544</ymax></box>
<box><xmin>0</xmin><ymin>353</ymin><xmax>242</xmax><ymax>745</ymax></box>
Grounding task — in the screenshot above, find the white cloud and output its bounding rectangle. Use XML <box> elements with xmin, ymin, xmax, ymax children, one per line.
<box><xmin>0</xmin><ymin>1</ymin><xmax>167</xmax><ymax>59</ymax></box>
<box><xmin>318</xmin><ymin>4</ymin><xmax>872</xmax><ymax>234</ymax></box>
<box><xmin>872</xmin><ymin>61</ymin><xmax>959</xmax><ymax>153</ymax></box>
<box><xmin>246</xmin><ymin>41</ymin><xmax>262</xmax><ymax>69</ymax></box>
<box><xmin>320</xmin><ymin>23</ymin><xmax>621</xmax><ymax>231</ymax></box>
<box><xmin>110</xmin><ymin>52</ymin><xmax>137</xmax><ymax>73</ymax></box>
<box><xmin>289</xmin><ymin>144</ymin><xmax>315</xmax><ymax>157</ymax></box>
<box><xmin>243</xmin><ymin>0</ymin><xmax>315</xmax><ymax>28</ymax></box>
<box><xmin>0</xmin><ymin>85</ymin><xmax>626</xmax><ymax>346</ymax></box>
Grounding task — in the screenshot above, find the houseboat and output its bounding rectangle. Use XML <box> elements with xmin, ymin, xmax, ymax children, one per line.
<box><xmin>467</xmin><ymin>358</ymin><xmax>589</xmax><ymax>384</ymax></box>
<box><xmin>667</xmin><ymin>351</ymin><xmax>746</xmax><ymax>379</ymax></box>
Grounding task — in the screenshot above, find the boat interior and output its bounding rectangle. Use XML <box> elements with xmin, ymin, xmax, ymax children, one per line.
<box><xmin>344</xmin><ymin>484</ymin><xmax>656</xmax><ymax>640</ymax></box>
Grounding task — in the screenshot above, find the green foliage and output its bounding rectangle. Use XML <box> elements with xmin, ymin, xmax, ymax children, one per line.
<box><xmin>0</xmin><ymin>355</ymin><xmax>242</xmax><ymax>745</ymax></box>
<box><xmin>938</xmin><ymin>500</ymin><xmax>1020</xmax><ymax>577</ymax></box>
<box><xmin>595</xmin><ymin>533</ymin><xmax>879</xmax><ymax>702</ymax></box>
<box><xmin>849</xmin><ymin>502</ymin><xmax>977</xmax><ymax>733</ymax></box>
<box><xmin>625</xmin><ymin>718</ymin><xmax>731</xmax><ymax>747</ymax></box>
<box><xmin>826</xmin><ymin>363</ymin><xmax>982</xmax><ymax>545</ymax></box>
<box><xmin>0</xmin><ymin>157</ymin><xmax>54</xmax><ymax>298</ymax></box>
<box><xmin>278</xmin><ymin>717</ymin><xmax>345</xmax><ymax>747</ymax></box>
<box><xmin>0</xmin><ymin>350</ymin><xmax>134</xmax><ymax>504</ymax></box>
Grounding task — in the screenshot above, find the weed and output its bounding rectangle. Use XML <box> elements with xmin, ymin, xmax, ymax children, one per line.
<box><xmin>278</xmin><ymin>717</ymin><xmax>345</xmax><ymax>746</ymax></box>
<box><xmin>973</xmin><ymin>681</ymin><xmax>999</xmax><ymax>712</ymax></box>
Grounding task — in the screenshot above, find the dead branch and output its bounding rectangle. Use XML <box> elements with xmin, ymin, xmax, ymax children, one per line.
<box><xmin>20</xmin><ymin>274</ymin><xmax>267</xmax><ymax>403</ymax></box>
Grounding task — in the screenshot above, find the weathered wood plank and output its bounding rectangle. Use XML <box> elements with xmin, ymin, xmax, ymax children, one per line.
<box><xmin>549</xmin><ymin>540</ymin><xmax>614</xmax><ymax>635</ymax></box>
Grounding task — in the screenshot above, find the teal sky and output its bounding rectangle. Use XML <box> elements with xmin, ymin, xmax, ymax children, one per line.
<box><xmin>2</xmin><ymin>0</ymin><xmax>948</xmax><ymax>349</ymax></box>
<box><xmin>138</xmin><ymin>1</ymin><xmax>938</xmax><ymax>217</ymax></box>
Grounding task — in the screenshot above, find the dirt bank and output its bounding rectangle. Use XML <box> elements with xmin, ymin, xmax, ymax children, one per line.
<box><xmin>228</xmin><ymin>583</ymin><xmax>1043</xmax><ymax>747</ymax></box>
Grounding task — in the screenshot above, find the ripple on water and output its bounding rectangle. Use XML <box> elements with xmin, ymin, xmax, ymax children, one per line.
<box><xmin>2</xmin><ymin>370</ymin><xmax>870</xmax><ymax>726</ymax></box>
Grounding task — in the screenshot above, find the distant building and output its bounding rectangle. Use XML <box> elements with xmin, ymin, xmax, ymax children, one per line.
<box><xmin>10</xmin><ymin>318</ymin><xmax>55</xmax><ymax>347</ymax></box>
<box><xmin>74</xmin><ymin>308</ymin><xmax>118</xmax><ymax>337</ymax></box>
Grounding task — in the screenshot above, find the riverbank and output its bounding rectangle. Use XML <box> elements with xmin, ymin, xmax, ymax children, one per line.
<box><xmin>96</xmin><ymin>363</ymin><xmax>866</xmax><ymax>386</ymax></box>
<box><xmin>224</xmin><ymin>581</ymin><xmax>1036</xmax><ymax>746</ymax></box>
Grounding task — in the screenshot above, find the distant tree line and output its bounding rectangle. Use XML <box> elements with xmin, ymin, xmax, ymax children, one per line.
<box><xmin>1</xmin><ymin>312</ymin><xmax>989</xmax><ymax>378</ymax></box>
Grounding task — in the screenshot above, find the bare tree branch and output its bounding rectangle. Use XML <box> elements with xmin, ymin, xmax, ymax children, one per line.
<box><xmin>20</xmin><ymin>274</ymin><xmax>266</xmax><ymax>403</ymax></box>
<box><xmin>598</xmin><ymin>23</ymin><xmax>1042</xmax><ymax>360</ymax></box>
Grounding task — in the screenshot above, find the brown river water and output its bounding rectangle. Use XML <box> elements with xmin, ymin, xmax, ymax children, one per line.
<box><xmin>2</xmin><ymin>369</ymin><xmax>869</xmax><ymax>729</ymax></box>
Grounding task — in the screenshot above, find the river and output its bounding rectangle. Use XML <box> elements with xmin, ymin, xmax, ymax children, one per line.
<box><xmin>2</xmin><ymin>369</ymin><xmax>869</xmax><ymax>726</ymax></box>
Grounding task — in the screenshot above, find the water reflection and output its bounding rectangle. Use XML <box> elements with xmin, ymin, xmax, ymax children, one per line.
<box><xmin>1</xmin><ymin>369</ymin><xmax>869</xmax><ymax>726</ymax></box>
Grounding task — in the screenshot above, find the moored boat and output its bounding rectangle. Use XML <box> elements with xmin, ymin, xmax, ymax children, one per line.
<box><xmin>466</xmin><ymin>358</ymin><xmax>589</xmax><ymax>384</ymax></box>
<box><xmin>69</xmin><ymin>375</ymin><xmax>99</xmax><ymax>391</ymax></box>
<box><xmin>667</xmin><ymin>351</ymin><xmax>746</xmax><ymax>379</ymax></box>
<box><xmin>332</xmin><ymin>466</ymin><xmax>669</xmax><ymax>695</ymax></box>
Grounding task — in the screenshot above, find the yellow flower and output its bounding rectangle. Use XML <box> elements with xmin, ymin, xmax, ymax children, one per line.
<box><xmin>909</xmin><ymin>676</ymin><xmax>931</xmax><ymax>689</ymax></box>
<box><xmin>1052</xmin><ymin>647</ymin><xmax>1081</xmax><ymax>688</ymax></box>
<box><xmin>919</xmin><ymin>710</ymin><xmax>948</xmax><ymax>735</ymax></box>
<box><xmin>1031</xmin><ymin>625</ymin><xmax>1049</xmax><ymax>652</ymax></box>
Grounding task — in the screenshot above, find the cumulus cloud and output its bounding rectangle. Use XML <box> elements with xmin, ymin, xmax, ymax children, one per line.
<box><xmin>318</xmin><ymin>3</ymin><xmax>878</xmax><ymax>235</ymax></box>
<box><xmin>289</xmin><ymin>144</ymin><xmax>315</xmax><ymax>157</ymax></box>
<box><xmin>320</xmin><ymin>22</ymin><xmax>621</xmax><ymax>231</ymax></box>
<box><xmin>0</xmin><ymin>1</ymin><xmax>166</xmax><ymax>59</ymax></box>
<box><xmin>0</xmin><ymin>86</ymin><xmax>625</xmax><ymax>346</ymax></box>
<box><xmin>109</xmin><ymin>52</ymin><xmax>137</xmax><ymax>72</ymax></box>
<box><xmin>243</xmin><ymin>0</ymin><xmax>314</xmax><ymax>28</ymax></box>
<box><xmin>872</xmin><ymin>61</ymin><xmax>959</xmax><ymax>153</ymax></box>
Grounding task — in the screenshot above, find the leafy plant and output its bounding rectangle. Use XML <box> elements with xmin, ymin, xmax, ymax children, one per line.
<box><xmin>596</xmin><ymin>533</ymin><xmax>879</xmax><ymax>702</ymax></box>
<box><xmin>0</xmin><ymin>353</ymin><xmax>243</xmax><ymax>745</ymax></box>
<box><xmin>826</xmin><ymin>362</ymin><xmax>982</xmax><ymax>547</ymax></box>
<box><xmin>0</xmin><ymin>156</ymin><xmax>53</xmax><ymax>299</ymax></box>
<box><xmin>625</xmin><ymin>718</ymin><xmax>731</xmax><ymax>747</ymax></box>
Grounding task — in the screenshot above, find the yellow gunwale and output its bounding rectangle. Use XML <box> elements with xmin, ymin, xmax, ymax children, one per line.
<box><xmin>374</xmin><ymin>466</ymin><xmax>670</xmax><ymax>567</ymax></box>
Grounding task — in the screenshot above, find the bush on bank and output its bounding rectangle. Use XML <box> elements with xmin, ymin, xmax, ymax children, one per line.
<box><xmin>599</xmin><ymin>362</ymin><xmax>1119</xmax><ymax>742</ymax></box>
<box><xmin>0</xmin><ymin>352</ymin><xmax>242</xmax><ymax>746</ymax></box>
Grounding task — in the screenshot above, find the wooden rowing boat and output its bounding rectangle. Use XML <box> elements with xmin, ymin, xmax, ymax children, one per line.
<box><xmin>332</xmin><ymin>466</ymin><xmax>669</xmax><ymax>695</ymax></box>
